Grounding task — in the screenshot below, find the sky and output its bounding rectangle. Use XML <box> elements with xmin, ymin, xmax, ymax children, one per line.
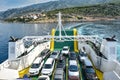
<box><xmin>0</xmin><ymin>0</ymin><xmax>57</xmax><ymax>11</ymax></box>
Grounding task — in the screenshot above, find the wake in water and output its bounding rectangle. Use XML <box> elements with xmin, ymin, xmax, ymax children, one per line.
<box><xmin>77</xmin><ymin>22</ymin><xmax>120</xmax><ymax>62</ymax></box>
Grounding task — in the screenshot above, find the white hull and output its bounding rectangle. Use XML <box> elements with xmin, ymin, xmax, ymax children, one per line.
<box><xmin>0</xmin><ymin>41</ymin><xmax>50</xmax><ymax>79</ymax></box>
<box><xmin>78</xmin><ymin>42</ymin><xmax>120</xmax><ymax>80</ymax></box>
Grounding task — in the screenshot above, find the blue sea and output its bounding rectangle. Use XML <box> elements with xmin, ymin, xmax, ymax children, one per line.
<box><xmin>0</xmin><ymin>21</ymin><xmax>120</xmax><ymax>63</ymax></box>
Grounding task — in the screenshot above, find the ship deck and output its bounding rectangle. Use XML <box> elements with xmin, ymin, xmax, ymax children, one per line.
<box><xmin>19</xmin><ymin>49</ymin><xmax>103</xmax><ymax>80</ymax></box>
<box><xmin>19</xmin><ymin>29</ymin><xmax>103</xmax><ymax>80</ymax></box>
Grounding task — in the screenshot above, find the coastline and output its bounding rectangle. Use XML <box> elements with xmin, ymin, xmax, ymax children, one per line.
<box><xmin>28</xmin><ymin>16</ymin><xmax>120</xmax><ymax>23</ymax></box>
<box><xmin>2</xmin><ymin>16</ymin><xmax>120</xmax><ymax>24</ymax></box>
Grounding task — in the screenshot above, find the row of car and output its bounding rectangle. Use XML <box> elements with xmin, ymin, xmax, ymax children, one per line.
<box><xmin>29</xmin><ymin>48</ymin><xmax>62</xmax><ymax>80</ymax></box>
<box><xmin>54</xmin><ymin>55</ymin><xmax>66</xmax><ymax>80</ymax></box>
<box><xmin>28</xmin><ymin>46</ymin><xmax>80</xmax><ymax>80</ymax></box>
<box><xmin>78</xmin><ymin>48</ymin><xmax>99</xmax><ymax>80</ymax></box>
<box><xmin>28</xmin><ymin>46</ymin><xmax>98</xmax><ymax>80</ymax></box>
<box><xmin>29</xmin><ymin>49</ymin><xmax>51</xmax><ymax>76</ymax></box>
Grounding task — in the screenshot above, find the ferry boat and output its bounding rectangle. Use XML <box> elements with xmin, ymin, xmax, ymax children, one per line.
<box><xmin>0</xmin><ymin>12</ymin><xmax>120</xmax><ymax>80</ymax></box>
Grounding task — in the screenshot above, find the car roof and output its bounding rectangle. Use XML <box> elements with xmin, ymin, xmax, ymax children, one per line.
<box><xmin>38</xmin><ymin>75</ymin><xmax>49</xmax><ymax>79</ymax></box>
<box><xmin>54</xmin><ymin>75</ymin><xmax>63</xmax><ymax>79</ymax></box>
<box><xmin>57</xmin><ymin>63</ymin><xmax>64</xmax><ymax>68</ymax></box>
<box><xmin>63</xmin><ymin>46</ymin><xmax>69</xmax><ymax>48</ymax></box>
<box><xmin>69</xmin><ymin>60</ymin><xmax>77</xmax><ymax>65</ymax></box>
<box><xmin>45</xmin><ymin>58</ymin><xmax>54</xmax><ymax>64</ymax></box>
<box><xmin>42</xmin><ymin>49</ymin><xmax>49</xmax><ymax>53</ymax></box>
<box><xmin>33</xmin><ymin>57</ymin><xmax>42</xmax><ymax>64</ymax></box>
<box><xmin>52</xmin><ymin>51</ymin><xmax>58</xmax><ymax>54</ymax></box>
<box><xmin>84</xmin><ymin>58</ymin><xmax>92</xmax><ymax>66</ymax></box>
<box><xmin>55</xmin><ymin>69</ymin><xmax>63</xmax><ymax>75</ymax></box>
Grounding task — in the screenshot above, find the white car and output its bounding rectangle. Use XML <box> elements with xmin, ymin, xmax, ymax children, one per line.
<box><xmin>38</xmin><ymin>75</ymin><xmax>50</xmax><ymax>80</ymax></box>
<box><xmin>61</xmin><ymin>46</ymin><xmax>69</xmax><ymax>55</ymax></box>
<box><xmin>68</xmin><ymin>60</ymin><xmax>80</xmax><ymax>80</ymax></box>
<box><xmin>50</xmin><ymin>51</ymin><xmax>60</xmax><ymax>59</ymax></box>
<box><xmin>41</xmin><ymin>58</ymin><xmax>55</xmax><ymax>76</ymax></box>
<box><xmin>29</xmin><ymin>57</ymin><xmax>44</xmax><ymax>76</ymax></box>
<box><xmin>54</xmin><ymin>69</ymin><xmax>64</xmax><ymax>80</ymax></box>
<box><xmin>79</xmin><ymin>51</ymin><xmax>87</xmax><ymax>62</ymax></box>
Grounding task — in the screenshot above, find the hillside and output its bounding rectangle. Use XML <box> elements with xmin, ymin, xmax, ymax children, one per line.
<box><xmin>46</xmin><ymin>3</ymin><xmax>120</xmax><ymax>17</ymax></box>
<box><xmin>0</xmin><ymin>0</ymin><xmax>119</xmax><ymax>19</ymax></box>
<box><xmin>5</xmin><ymin>3</ymin><xmax>120</xmax><ymax>23</ymax></box>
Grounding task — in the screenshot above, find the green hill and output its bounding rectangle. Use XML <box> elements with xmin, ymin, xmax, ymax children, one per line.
<box><xmin>46</xmin><ymin>3</ymin><xmax>120</xmax><ymax>17</ymax></box>
<box><xmin>5</xmin><ymin>3</ymin><xmax>120</xmax><ymax>23</ymax></box>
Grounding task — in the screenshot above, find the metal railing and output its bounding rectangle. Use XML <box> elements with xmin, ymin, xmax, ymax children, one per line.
<box><xmin>0</xmin><ymin>60</ymin><xmax>9</xmax><ymax>71</ymax></box>
<box><xmin>22</xmin><ymin>35</ymin><xmax>99</xmax><ymax>42</ymax></box>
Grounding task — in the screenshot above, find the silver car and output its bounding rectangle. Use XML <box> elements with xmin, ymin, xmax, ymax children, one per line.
<box><xmin>68</xmin><ymin>60</ymin><xmax>80</xmax><ymax>80</ymax></box>
<box><xmin>50</xmin><ymin>51</ymin><xmax>60</xmax><ymax>59</ymax></box>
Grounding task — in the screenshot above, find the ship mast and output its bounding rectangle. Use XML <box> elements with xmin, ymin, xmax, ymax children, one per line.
<box><xmin>57</xmin><ymin>12</ymin><xmax>67</xmax><ymax>40</ymax></box>
<box><xmin>58</xmin><ymin>12</ymin><xmax>62</xmax><ymax>40</ymax></box>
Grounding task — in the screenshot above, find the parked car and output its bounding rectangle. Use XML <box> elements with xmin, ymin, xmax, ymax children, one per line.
<box><xmin>29</xmin><ymin>57</ymin><xmax>44</xmax><ymax>76</ymax></box>
<box><xmin>38</xmin><ymin>75</ymin><xmax>50</xmax><ymax>80</ymax></box>
<box><xmin>57</xmin><ymin>59</ymin><xmax>66</xmax><ymax>71</ymax></box>
<box><xmin>41</xmin><ymin>58</ymin><xmax>55</xmax><ymax>76</ymax></box>
<box><xmin>69</xmin><ymin>52</ymin><xmax>76</xmax><ymax>60</ymax></box>
<box><xmin>61</xmin><ymin>46</ymin><xmax>70</xmax><ymax>55</ymax></box>
<box><xmin>50</xmin><ymin>51</ymin><xmax>60</xmax><ymax>59</ymax></box>
<box><xmin>39</xmin><ymin>49</ymin><xmax>50</xmax><ymax>59</ymax></box>
<box><xmin>83</xmin><ymin>57</ymin><xmax>92</xmax><ymax>69</ymax></box>
<box><xmin>54</xmin><ymin>69</ymin><xmax>64</xmax><ymax>80</ymax></box>
<box><xmin>78</xmin><ymin>51</ymin><xmax>87</xmax><ymax>63</ymax></box>
<box><xmin>83</xmin><ymin>58</ymin><xmax>98</xmax><ymax>80</ymax></box>
<box><xmin>68</xmin><ymin>60</ymin><xmax>80</xmax><ymax>80</ymax></box>
<box><xmin>54</xmin><ymin>57</ymin><xmax>65</xmax><ymax>80</ymax></box>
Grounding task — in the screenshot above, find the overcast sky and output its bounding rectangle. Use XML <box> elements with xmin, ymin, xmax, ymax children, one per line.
<box><xmin>0</xmin><ymin>0</ymin><xmax>57</xmax><ymax>11</ymax></box>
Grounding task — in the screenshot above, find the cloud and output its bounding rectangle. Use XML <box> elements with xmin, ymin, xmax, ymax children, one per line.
<box><xmin>0</xmin><ymin>0</ymin><xmax>57</xmax><ymax>11</ymax></box>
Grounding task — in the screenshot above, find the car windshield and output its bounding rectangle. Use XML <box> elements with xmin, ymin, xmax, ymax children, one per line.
<box><xmin>52</xmin><ymin>52</ymin><xmax>57</xmax><ymax>55</ymax></box>
<box><xmin>70</xmin><ymin>53</ymin><xmax>76</xmax><ymax>56</ymax></box>
<box><xmin>69</xmin><ymin>65</ymin><xmax>78</xmax><ymax>72</ymax></box>
<box><xmin>38</xmin><ymin>77</ymin><xmax>47</xmax><ymax>80</ymax></box>
<box><xmin>41</xmin><ymin>52</ymin><xmax>45</xmax><ymax>56</ymax></box>
<box><xmin>86</xmin><ymin>68</ymin><xmax>95</xmax><ymax>73</ymax></box>
<box><xmin>70</xmin><ymin>53</ymin><xmax>76</xmax><ymax>60</ymax></box>
<box><xmin>63</xmin><ymin>48</ymin><xmax>68</xmax><ymax>51</ymax></box>
<box><xmin>44</xmin><ymin>64</ymin><xmax>52</xmax><ymax>69</ymax></box>
<box><xmin>81</xmin><ymin>52</ymin><xmax>87</xmax><ymax>56</ymax></box>
<box><xmin>31</xmin><ymin>63</ymin><xmax>39</xmax><ymax>68</ymax></box>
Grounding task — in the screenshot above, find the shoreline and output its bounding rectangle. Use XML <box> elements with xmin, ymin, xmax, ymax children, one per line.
<box><xmin>2</xmin><ymin>16</ymin><xmax>120</xmax><ymax>24</ymax></box>
<box><xmin>28</xmin><ymin>16</ymin><xmax>120</xmax><ymax>23</ymax></box>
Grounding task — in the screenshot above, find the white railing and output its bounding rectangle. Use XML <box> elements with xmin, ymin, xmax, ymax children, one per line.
<box><xmin>22</xmin><ymin>35</ymin><xmax>99</xmax><ymax>42</ymax></box>
<box><xmin>114</xmin><ymin>61</ymin><xmax>120</xmax><ymax>77</ymax></box>
<box><xmin>78</xmin><ymin>42</ymin><xmax>120</xmax><ymax>73</ymax></box>
<box><xmin>8</xmin><ymin>41</ymin><xmax>50</xmax><ymax>71</ymax></box>
<box><xmin>0</xmin><ymin>60</ymin><xmax>9</xmax><ymax>71</ymax></box>
<box><xmin>0</xmin><ymin>42</ymin><xmax>50</xmax><ymax>71</ymax></box>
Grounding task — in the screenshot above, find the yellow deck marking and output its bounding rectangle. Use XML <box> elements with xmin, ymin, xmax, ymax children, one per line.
<box><xmin>73</xmin><ymin>29</ymin><xmax>79</xmax><ymax>52</ymax></box>
<box><xmin>19</xmin><ymin>67</ymin><xmax>30</xmax><ymax>78</ymax></box>
<box><xmin>88</xmin><ymin>55</ymin><xmax>103</xmax><ymax>80</ymax></box>
<box><xmin>50</xmin><ymin>29</ymin><xmax>55</xmax><ymax>51</ymax></box>
<box><xmin>95</xmin><ymin>69</ymin><xmax>103</xmax><ymax>80</ymax></box>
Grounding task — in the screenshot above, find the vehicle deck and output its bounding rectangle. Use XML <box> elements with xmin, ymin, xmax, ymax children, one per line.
<box><xmin>19</xmin><ymin>29</ymin><xmax>103</xmax><ymax>80</ymax></box>
<box><xmin>19</xmin><ymin>49</ymin><xmax>103</xmax><ymax>80</ymax></box>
